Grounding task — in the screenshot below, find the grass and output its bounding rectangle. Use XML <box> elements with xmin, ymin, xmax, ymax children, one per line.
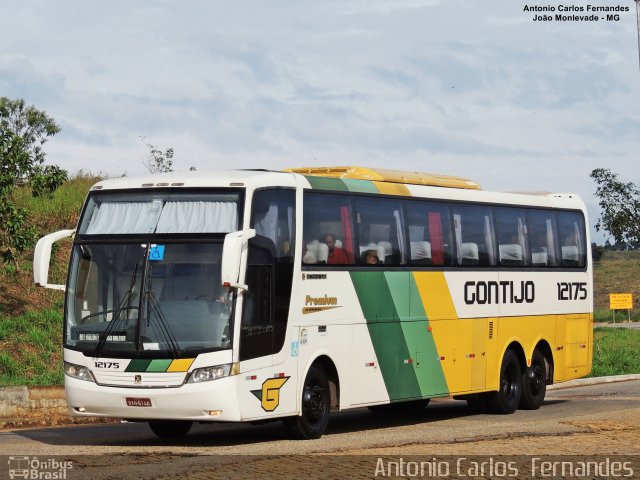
<box><xmin>12</xmin><ymin>171</ymin><xmax>102</xmax><ymax>235</ymax></box>
<box><xmin>594</xmin><ymin>308</ymin><xmax>640</xmax><ymax>323</ymax></box>
<box><xmin>593</xmin><ymin>250</ymin><xmax>640</xmax><ymax>313</ymax></box>
<box><xmin>0</xmin><ymin>306</ymin><xmax>64</xmax><ymax>385</ymax></box>
<box><xmin>591</xmin><ymin>327</ymin><xmax>640</xmax><ymax>377</ymax></box>
<box><xmin>0</xmin><ymin>173</ymin><xmax>98</xmax><ymax>385</ymax></box>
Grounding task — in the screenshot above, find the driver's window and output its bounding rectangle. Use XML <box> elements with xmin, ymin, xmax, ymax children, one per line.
<box><xmin>239</xmin><ymin>189</ymin><xmax>295</xmax><ymax>361</ymax></box>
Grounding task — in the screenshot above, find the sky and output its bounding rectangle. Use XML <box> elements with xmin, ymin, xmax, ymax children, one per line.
<box><xmin>1</xmin><ymin>0</ymin><xmax>639</xmax><ymax>243</ymax></box>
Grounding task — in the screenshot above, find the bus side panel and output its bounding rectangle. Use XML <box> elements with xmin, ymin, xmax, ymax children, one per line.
<box><xmin>495</xmin><ymin>314</ymin><xmax>556</xmax><ymax>365</ymax></box>
<box><xmin>351</xmin><ymin>271</ymin><xmax>449</xmax><ymax>402</ymax></box>
<box><xmin>417</xmin><ymin>272</ymin><xmax>498</xmax><ymax>395</ymax></box>
<box><xmin>561</xmin><ymin>313</ymin><xmax>591</xmax><ymax>380</ymax></box>
<box><xmin>348</xmin><ymin>323</ymin><xmax>392</xmax><ymax>406</ymax></box>
<box><xmin>484</xmin><ymin>317</ymin><xmax>500</xmax><ymax>391</ymax></box>
<box><xmin>293</xmin><ymin>271</ymin><xmax>391</xmax><ymax>409</ymax></box>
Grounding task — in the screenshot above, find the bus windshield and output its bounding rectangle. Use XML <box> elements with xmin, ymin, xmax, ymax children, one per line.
<box><xmin>66</xmin><ymin>242</ymin><xmax>234</xmax><ymax>356</ymax></box>
<box><xmin>65</xmin><ymin>190</ymin><xmax>242</xmax><ymax>356</ymax></box>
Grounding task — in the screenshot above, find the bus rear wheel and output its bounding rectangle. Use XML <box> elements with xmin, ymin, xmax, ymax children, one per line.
<box><xmin>283</xmin><ymin>365</ymin><xmax>330</xmax><ymax>439</ymax></box>
<box><xmin>487</xmin><ymin>349</ymin><xmax>522</xmax><ymax>414</ymax></box>
<box><xmin>519</xmin><ymin>349</ymin><xmax>547</xmax><ymax>410</ymax></box>
<box><xmin>148</xmin><ymin>420</ymin><xmax>193</xmax><ymax>438</ymax></box>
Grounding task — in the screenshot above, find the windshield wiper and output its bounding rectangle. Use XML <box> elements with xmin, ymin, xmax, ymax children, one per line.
<box><xmin>142</xmin><ymin>267</ymin><xmax>180</xmax><ymax>358</ymax></box>
<box><xmin>143</xmin><ymin>292</ymin><xmax>181</xmax><ymax>358</ymax></box>
<box><xmin>94</xmin><ymin>264</ymin><xmax>138</xmax><ymax>357</ymax></box>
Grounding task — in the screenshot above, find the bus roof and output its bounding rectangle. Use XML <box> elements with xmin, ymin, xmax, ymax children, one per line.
<box><xmin>89</xmin><ymin>170</ymin><xmax>298</xmax><ymax>191</ymax></box>
<box><xmin>87</xmin><ymin>169</ymin><xmax>585</xmax><ymax>212</ymax></box>
<box><xmin>284</xmin><ymin>166</ymin><xmax>482</xmax><ymax>190</ymax></box>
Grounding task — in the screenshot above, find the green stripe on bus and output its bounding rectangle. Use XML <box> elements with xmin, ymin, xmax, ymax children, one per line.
<box><xmin>351</xmin><ymin>271</ymin><xmax>422</xmax><ymax>400</ymax></box>
<box><xmin>304</xmin><ymin>176</ymin><xmax>349</xmax><ymax>191</ymax></box>
<box><xmin>342</xmin><ymin>179</ymin><xmax>379</xmax><ymax>194</ymax></box>
<box><xmin>125</xmin><ymin>359</ymin><xmax>151</xmax><ymax>372</ymax></box>
<box><xmin>146</xmin><ymin>359</ymin><xmax>173</xmax><ymax>372</ymax></box>
<box><xmin>386</xmin><ymin>273</ymin><xmax>449</xmax><ymax>396</ymax></box>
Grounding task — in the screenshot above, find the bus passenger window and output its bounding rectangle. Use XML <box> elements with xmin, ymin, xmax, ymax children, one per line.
<box><xmin>303</xmin><ymin>194</ymin><xmax>355</xmax><ymax>266</ymax></box>
<box><xmin>354</xmin><ymin>197</ymin><xmax>406</xmax><ymax>266</ymax></box>
<box><xmin>452</xmin><ymin>205</ymin><xmax>495</xmax><ymax>267</ymax></box>
<box><xmin>494</xmin><ymin>207</ymin><xmax>528</xmax><ymax>267</ymax></box>
<box><xmin>526</xmin><ymin>210</ymin><xmax>558</xmax><ymax>267</ymax></box>
<box><xmin>557</xmin><ymin>211</ymin><xmax>586</xmax><ymax>268</ymax></box>
<box><xmin>406</xmin><ymin>202</ymin><xmax>452</xmax><ymax>266</ymax></box>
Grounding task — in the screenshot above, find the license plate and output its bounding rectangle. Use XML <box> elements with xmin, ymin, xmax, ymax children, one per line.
<box><xmin>126</xmin><ymin>397</ymin><xmax>152</xmax><ymax>407</ymax></box>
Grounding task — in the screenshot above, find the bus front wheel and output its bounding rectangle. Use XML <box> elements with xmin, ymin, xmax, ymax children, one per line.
<box><xmin>148</xmin><ymin>420</ymin><xmax>193</xmax><ymax>438</ymax></box>
<box><xmin>283</xmin><ymin>365</ymin><xmax>331</xmax><ymax>439</ymax></box>
<box><xmin>519</xmin><ymin>349</ymin><xmax>547</xmax><ymax>410</ymax></box>
<box><xmin>487</xmin><ymin>349</ymin><xmax>522</xmax><ymax>414</ymax></box>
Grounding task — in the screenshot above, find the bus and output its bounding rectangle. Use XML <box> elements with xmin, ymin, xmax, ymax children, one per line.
<box><xmin>33</xmin><ymin>166</ymin><xmax>592</xmax><ymax>439</ymax></box>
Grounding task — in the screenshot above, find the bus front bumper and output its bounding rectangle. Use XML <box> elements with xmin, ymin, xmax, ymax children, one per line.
<box><xmin>65</xmin><ymin>375</ymin><xmax>242</xmax><ymax>422</ymax></box>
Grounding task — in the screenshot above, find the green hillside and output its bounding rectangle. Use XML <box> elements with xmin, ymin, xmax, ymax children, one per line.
<box><xmin>0</xmin><ymin>174</ymin><xmax>99</xmax><ymax>385</ymax></box>
<box><xmin>593</xmin><ymin>250</ymin><xmax>640</xmax><ymax>322</ymax></box>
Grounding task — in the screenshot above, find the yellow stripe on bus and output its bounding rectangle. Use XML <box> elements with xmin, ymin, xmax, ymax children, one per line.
<box><xmin>167</xmin><ymin>358</ymin><xmax>195</xmax><ymax>372</ymax></box>
<box><xmin>412</xmin><ymin>272</ymin><xmax>474</xmax><ymax>393</ymax></box>
<box><xmin>412</xmin><ymin>272</ymin><xmax>458</xmax><ymax>320</ymax></box>
<box><xmin>372</xmin><ymin>181</ymin><xmax>411</xmax><ymax>196</ymax></box>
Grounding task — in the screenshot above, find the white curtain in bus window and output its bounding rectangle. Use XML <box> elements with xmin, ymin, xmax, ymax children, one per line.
<box><xmin>85</xmin><ymin>201</ymin><xmax>163</xmax><ymax>234</ymax></box>
<box><xmin>155</xmin><ymin>201</ymin><xmax>237</xmax><ymax>233</ymax></box>
<box><xmin>394</xmin><ymin>210</ymin><xmax>406</xmax><ymax>264</ymax></box>
<box><xmin>545</xmin><ymin>219</ymin><xmax>557</xmax><ymax>266</ymax></box>
<box><xmin>453</xmin><ymin>213</ymin><xmax>463</xmax><ymax>265</ymax></box>
<box><xmin>484</xmin><ymin>215</ymin><xmax>496</xmax><ymax>265</ymax></box>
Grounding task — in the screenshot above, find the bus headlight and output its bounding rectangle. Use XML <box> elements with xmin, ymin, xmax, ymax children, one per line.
<box><xmin>64</xmin><ymin>361</ymin><xmax>96</xmax><ymax>383</ymax></box>
<box><xmin>187</xmin><ymin>364</ymin><xmax>232</xmax><ymax>383</ymax></box>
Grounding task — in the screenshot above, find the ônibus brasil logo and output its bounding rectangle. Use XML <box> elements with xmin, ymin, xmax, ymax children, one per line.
<box><xmin>8</xmin><ymin>456</ymin><xmax>73</xmax><ymax>479</ymax></box>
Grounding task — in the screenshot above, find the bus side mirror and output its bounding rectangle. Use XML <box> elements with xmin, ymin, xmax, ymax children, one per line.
<box><xmin>33</xmin><ymin>229</ymin><xmax>75</xmax><ymax>290</ymax></box>
<box><xmin>221</xmin><ymin>229</ymin><xmax>256</xmax><ymax>291</ymax></box>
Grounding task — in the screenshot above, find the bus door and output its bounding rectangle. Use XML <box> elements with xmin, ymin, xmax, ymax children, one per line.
<box><xmin>238</xmin><ymin>189</ymin><xmax>296</xmax><ymax>418</ymax></box>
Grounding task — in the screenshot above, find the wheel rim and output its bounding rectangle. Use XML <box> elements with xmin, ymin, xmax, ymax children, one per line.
<box><xmin>302</xmin><ymin>382</ymin><xmax>326</xmax><ymax>424</ymax></box>
<box><xmin>527</xmin><ymin>363</ymin><xmax>546</xmax><ymax>395</ymax></box>
<box><xmin>501</xmin><ymin>363</ymin><xmax>519</xmax><ymax>401</ymax></box>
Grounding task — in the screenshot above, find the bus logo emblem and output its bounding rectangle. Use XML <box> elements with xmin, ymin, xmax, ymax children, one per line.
<box><xmin>251</xmin><ymin>377</ymin><xmax>290</xmax><ymax>412</ymax></box>
<box><xmin>134</xmin><ymin>375</ymin><xmax>142</xmax><ymax>384</ymax></box>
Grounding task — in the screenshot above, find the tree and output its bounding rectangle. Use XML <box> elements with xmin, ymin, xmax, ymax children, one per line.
<box><xmin>140</xmin><ymin>137</ymin><xmax>174</xmax><ymax>174</ymax></box>
<box><xmin>590</xmin><ymin>168</ymin><xmax>640</xmax><ymax>246</ymax></box>
<box><xmin>0</xmin><ymin>97</ymin><xmax>67</xmax><ymax>270</ymax></box>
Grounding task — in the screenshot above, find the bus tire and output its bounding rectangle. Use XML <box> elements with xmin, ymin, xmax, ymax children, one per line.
<box><xmin>519</xmin><ymin>349</ymin><xmax>547</xmax><ymax>410</ymax></box>
<box><xmin>487</xmin><ymin>349</ymin><xmax>522</xmax><ymax>414</ymax></box>
<box><xmin>283</xmin><ymin>365</ymin><xmax>331</xmax><ymax>439</ymax></box>
<box><xmin>148</xmin><ymin>420</ymin><xmax>193</xmax><ymax>438</ymax></box>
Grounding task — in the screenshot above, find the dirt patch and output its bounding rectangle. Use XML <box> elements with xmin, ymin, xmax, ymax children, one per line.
<box><xmin>562</xmin><ymin>420</ymin><xmax>634</xmax><ymax>432</ymax></box>
<box><xmin>341</xmin><ymin>429</ymin><xmax>640</xmax><ymax>456</ymax></box>
<box><xmin>0</xmin><ymin>415</ymin><xmax>117</xmax><ymax>430</ymax></box>
<box><xmin>0</xmin><ymin>269</ymin><xmax>64</xmax><ymax>316</ymax></box>
<box><xmin>342</xmin><ymin>410</ymin><xmax>640</xmax><ymax>456</ymax></box>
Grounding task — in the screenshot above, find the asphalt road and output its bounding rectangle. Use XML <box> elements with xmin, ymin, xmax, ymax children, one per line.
<box><xmin>1</xmin><ymin>380</ymin><xmax>639</xmax><ymax>479</ymax></box>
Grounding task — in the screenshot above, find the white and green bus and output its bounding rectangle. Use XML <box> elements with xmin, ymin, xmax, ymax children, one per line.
<box><xmin>34</xmin><ymin>167</ymin><xmax>592</xmax><ymax>439</ymax></box>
